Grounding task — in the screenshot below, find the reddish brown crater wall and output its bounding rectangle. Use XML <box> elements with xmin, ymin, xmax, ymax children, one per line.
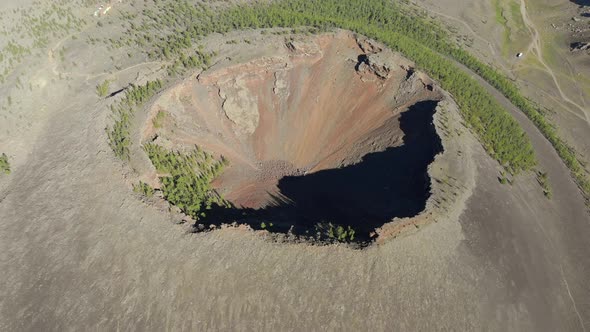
<box><xmin>144</xmin><ymin>31</ymin><xmax>441</xmax><ymax>209</ymax></box>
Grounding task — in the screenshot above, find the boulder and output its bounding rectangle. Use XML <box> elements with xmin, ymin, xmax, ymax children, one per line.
<box><xmin>571</xmin><ymin>41</ymin><xmax>590</xmax><ymax>52</ymax></box>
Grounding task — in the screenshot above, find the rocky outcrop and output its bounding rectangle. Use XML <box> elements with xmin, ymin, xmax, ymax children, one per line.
<box><xmin>273</xmin><ymin>70</ymin><xmax>290</xmax><ymax>99</ymax></box>
<box><xmin>356</xmin><ymin>36</ymin><xmax>383</xmax><ymax>54</ymax></box>
<box><xmin>356</xmin><ymin>53</ymin><xmax>393</xmax><ymax>79</ymax></box>
<box><xmin>571</xmin><ymin>41</ymin><xmax>590</xmax><ymax>52</ymax></box>
<box><xmin>394</xmin><ymin>72</ymin><xmax>435</xmax><ymax>105</ymax></box>
<box><xmin>218</xmin><ymin>77</ymin><xmax>259</xmax><ymax>135</ymax></box>
<box><xmin>285</xmin><ymin>39</ymin><xmax>322</xmax><ymax>57</ymax></box>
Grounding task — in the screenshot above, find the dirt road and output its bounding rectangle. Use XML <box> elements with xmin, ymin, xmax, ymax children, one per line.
<box><xmin>519</xmin><ymin>0</ymin><xmax>589</xmax><ymax>123</ymax></box>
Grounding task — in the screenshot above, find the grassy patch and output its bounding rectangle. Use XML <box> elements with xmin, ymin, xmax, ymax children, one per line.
<box><xmin>498</xmin><ymin>170</ymin><xmax>513</xmax><ymax>185</ymax></box>
<box><xmin>541</xmin><ymin>34</ymin><xmax>563</xmax><ymax>71</ymax></box>
<box><xmin>96</xmin><ymin>80</ymin><xmax>110</xmax><ymax>98</ymax></box>
<box><xmin>520</xmin><ymin>54</ymin><xmax>544</xmax><ymax>69</ymax></box>
<box><xmin>509</xmin><ymin>1</ymin><xmax>526</xmax><ymax>32</ymax></box>
<box><xmin>536</xmin><ymin>171</ymin><xmax>552</xmax><ymax>199</ymax></box>
<box><xmin>152</xmin><ymin>110</ymin><xmax>167</xmax><ymax>129</ymax></box>
<box><xmin>494</xmin><ymin>0</ymin><xmax>511</xmax><ymax>56</ymax></box>
<box><xmin>0</xmin><ymin>3</ymin><xmax>85</xmax><ymax>84</ymax></box>
<box><xmin>0</xmin><ymin>153</ymin><xmax>10</xmax><ymax>175</ymax></box>
<box><xmin>133</xmin><ymin>181</ymin><xmax>155</xmax><ymax>198</ymax></box>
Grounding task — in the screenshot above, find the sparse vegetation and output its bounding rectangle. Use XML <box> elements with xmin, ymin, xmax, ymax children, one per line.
<box><xmin>0</xmin><ymin>2</ymin><xmax>86</xmax><ymax>84</ymax></box>
<box><xmin>133</xmin><ymin>181</ymin><xmax>155</xmax><ymax>198</ymax></box>
<box><xmin>152</xmin><ymin>110</ymin><xmax>167</xmax><ymax>129</ymax></box>
<box><xmin>166</xmin><ymin>49</ymin><xmax>212</xmax><ymax>77</ymax></box>
<box><xmin>493</xmin><ymin>0</ymin><xmax>511</xmax><ymax>55</ymax></box>
<box><xmin>315</xmin><ymin>222</ymin><xmax>356</xmax><ymax>242</ymax></box>
<box><xmin>107</xmin><ymin>80</ymin><xmax>163</xmax><ymax>160</ymax></box>
<box><xmin>0</xmin><ymin>153</ymin><xmax>10</xmax><ymax>175</ymax></box>
<box><xmin>260</xmin><ymin>222</ymin><xmax>274</xmax><ymax>229</ymax></box>
<box><xmin>498</xmin><ymin>170</ymin><xmax>512</xmax><ymax>185</ymax></box>
<box><xmin>96</xmin><ymin>80</ymin><xmax>110</xmax><ymax>97</ymax></box>
<box><xmin>143</xmin><ymin>143</ymin><xmax>229</xmax><ymax>220</ymax></box>
<box><xmin>537</xmin><ymin>171</ymin><xmax>552</xmax><ymax>199</ymax></box>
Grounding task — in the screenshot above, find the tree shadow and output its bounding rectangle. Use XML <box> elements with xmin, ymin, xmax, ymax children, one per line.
<box><xmin>198</xmin><ymin>100</ymin><xmax>443</xmax><ymax>245</ymax></box>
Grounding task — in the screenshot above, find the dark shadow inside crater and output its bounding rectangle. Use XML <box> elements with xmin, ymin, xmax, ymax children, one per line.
<box><xmin>198</xmin><ymin>100</ymin><xmax>443</xmax><ymax>245</ymax></box>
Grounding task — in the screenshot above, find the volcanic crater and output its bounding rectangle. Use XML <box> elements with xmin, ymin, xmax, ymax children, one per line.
<box><xmin>143</xmin><ymin>30</ymin><xmax>447</xmax><ymax>242</ymax></box>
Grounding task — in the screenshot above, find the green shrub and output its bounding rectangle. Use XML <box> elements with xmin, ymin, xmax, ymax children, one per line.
<box><xmin>133</xmin><ymin>181</ymin><xmax>155</xmax><ymax>198</ymax></box>
<box><xmin>316</xmin><ymin>222</ymin><xmax>356</xmax><ymax>242</ymax></box>
<box><xmin>537</xmin><ymin>171</ymin><xmax>552</xmax><ymax>199</ymax></box>
<box><xmin>96</xmin><ymin>80</ymin><xmax>110</xmax><ymax>97</ymax></box>
<box><xmin>0</xmin><ymin>153</ymin><xmax>10</xmax><ymax>175</ymax></box>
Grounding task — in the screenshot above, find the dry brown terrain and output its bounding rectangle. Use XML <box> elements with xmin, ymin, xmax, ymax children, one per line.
<box><xmin>0</xmin><ymin>1</ymin><xmax>589</xmax><ymax>331</ymax></box>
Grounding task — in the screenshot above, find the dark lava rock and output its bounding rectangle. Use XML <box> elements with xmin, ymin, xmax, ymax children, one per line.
<box><xmin>570</xmin><ymin>41</ymin><xmax>590</xmax><ymax>52</ymax></box>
